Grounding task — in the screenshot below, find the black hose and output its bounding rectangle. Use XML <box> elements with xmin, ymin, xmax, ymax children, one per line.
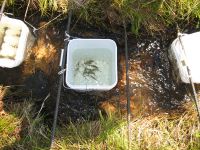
<box><xmin>123</xmin><ymin>21</ymin><xmax>131</xmax><ymax>149</ymax></box>
<box><xmin>50</xmin><ymin>10</ymin><xmax>72</xmax><ymax>149</ymax></box>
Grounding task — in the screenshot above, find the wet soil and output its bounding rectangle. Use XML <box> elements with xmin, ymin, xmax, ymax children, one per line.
<box><xmin>0</xmin><ymin>14</ymin><xmax>199</xmax><ymax>125</ymax></box>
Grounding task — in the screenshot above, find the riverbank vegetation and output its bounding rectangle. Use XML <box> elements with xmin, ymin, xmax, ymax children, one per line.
<box><xmin>1</xmin><ymin>86</ymin><xmax>200</xmax><ymax>149</ymax></box>
<box><xmin>4</xmin><ymin>0</ymin><xmax>200</xmax><ymax>34</ymax></box>
<box><xmin>1</xmin><ymin>0</ymin><xmax>200</xmax><ymax>150</ymax></box>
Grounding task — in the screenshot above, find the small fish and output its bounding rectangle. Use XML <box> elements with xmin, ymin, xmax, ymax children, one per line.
<box><xmin>90</xmin><ymin>74</ymin><xmax>96</xmax><ymax>80</ymax></box>
<box><xmin>90</xmin><ymin>68</ymin><xmax>99</xmax><ymax>72</ymax></box>
<box><xmin>83</xmin><ymin>68</ymin><xmax>95</xmax><ymax>75</ymax></box>
<box><xmin>90</xmin><ymin>64</ymin><xmax>99</xmax><ymax>70</ymax></box>
<box><xmin>83</xmin><ymin>68</ymin><xmax>97</xmax><ymax>80</ymax></box>
<box><xmin>84</xmin><ymin>60</ymin><xmax>94</xmax><ymax>65</ymax></box>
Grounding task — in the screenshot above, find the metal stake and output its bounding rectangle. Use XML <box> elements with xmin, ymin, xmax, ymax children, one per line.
<box><xmin>50</xmin><ymin>10</ymin><xmax>72</xmax><ymax>149</ymax></box>
<box><xmin>123</xmin><ymin>20</ymin><xmax>131</xmax><ymax>149</ymax></box>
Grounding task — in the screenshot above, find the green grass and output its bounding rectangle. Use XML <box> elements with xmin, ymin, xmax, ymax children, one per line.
<box><xmin>3</xmin><ymin>0</ymin><xmax>200</xmax><ymax>34</ymax></box>
<box><xmin>54</xmin><ymin>113</ymin><xmax>127</xmax><ymax>150</ymax></box>
<box><xmin>0</xmin><ymin>85</ymin><xmax>50</xmax><ymax>149</ymax></box>
<box><xmin>1</xmin><ymin>92</ymin><xmax>200</xmax><ymax>150</ymax></box>
<box><xmin>1</xmin><ymin>86</ymin><xmax>200</xmax><ymax>149</ymax></box>
<box><xmin>54</xmin><ymin>105</ymin><xmax>200</xmax><ymax>150</ymax></box>
<box><xmin>37</xmin><ymin>0</ymin><xmax>69</xmax><ymax>15</ymax></box>
<box><xmin>2</xmin><ymin>0</ymin><xmax>70</xmax><ymax>15</ymax></box>
<box><xmin>0</xmin><ymin>113</ymin><xmax>21</xmax><ymax>149</ymax></box>
<box><xmin>112</xmin><ymin>0</ymin><xmax>200</xmax><ymax>34</ymax></box>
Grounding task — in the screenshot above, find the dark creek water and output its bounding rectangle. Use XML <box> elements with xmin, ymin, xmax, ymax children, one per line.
<box><xmin>128</xmin><ymin>39</ymin><xmax>187</xmax><ymax>111</ymax></box>
<box><xmin>47</xmin><ymin>22</ymin><xmax>191</xmax><ymax>122</ymax></box>
<box><xmin>0</xmin><ymin>18</ymin><xmax>194</xmax><ymax>123</ymax></box>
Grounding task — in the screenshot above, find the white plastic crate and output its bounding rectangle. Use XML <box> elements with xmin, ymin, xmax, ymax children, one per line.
<box><xmin>65</xmin><ymin>39</ymin><xmax>118</xmax><ymax>91</ymax></box>
<box><xmin>0</xmin><ymin>15</ymin><xmax>34</xmax><ymax>68</ymax></box>
<box><xmin>169</xmin><ymin>32</ymin><xmax>200</xmax><ymax>83</ymax></box>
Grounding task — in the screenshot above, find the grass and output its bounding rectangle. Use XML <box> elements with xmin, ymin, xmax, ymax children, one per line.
<box><xmin>37</xmin><ymin>0</ymin><xmax>69</xmax><ymax>15</ymax></box>
<box><xmin>0</xmin><ymin>113</ymin><xmax>21</xmax><ymax>149</ymax></box>
<box><xmin>0</xmin><ymin>102</ymin><xmax>50</xmax><ymax>150</ymax></box>
<box><xmin>54</xmin><ymin>104</ymin><xmax>200</xmax><ymax>150</ymax></box>
<box><xmin>1</xmin><ymin>1</ymin><xmax>200</xmax><ymax>149</ymax></box>
<box><xmin>3</xmin><ymin>0</ymin><xmax>70</xmax><ymax>15</ymax></box>
<box><xmin>112</xmin><ymin>0</ymin><xmax>200</xmax><ymax>34</ymax></box>
<box><xmin>3</xmin><ymin>0</ymin><xmax>200</xmax><ymax>34</ymax></box>
<box><xmin>1</xmin><ymin>84</ymin><xmax>200</xmax><ymax>149</ymax></box>
<box><xmin>0</xmin><ymin>86</ymin><xmax>50</xmax><ymax>149</ymax></box>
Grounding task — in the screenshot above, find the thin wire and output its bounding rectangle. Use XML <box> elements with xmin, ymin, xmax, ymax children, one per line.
<box><xmin>24</xmin><ymin>0</ymin><xmax>37</xmax><ymax>32</ymax></box>
<box><xmin>50</xmin><ymin>10</ymin><xmax>72</xmax><ymax>149</ymax></box>
<box><xmin>178</xmin><ymin>34</ymin><xmax>200</xmax><ymax>121</ymax></box>
<box><xmin>0</xmin><ymin>0</ymin><xmax>7</xmax><ymax>21</ymax></box>
<box><xmin>123</xmin><ymin>20</ymin><xmax>131</xmax><ymax>149</ymax></box>
<box><xmin>37</xmin><ymin>14</ymin><xmax>63</xmax><ymax>30</ymax></box>
<box><xmin>24</xmin><ymin>0</ymin><xmax>63</xmax><ymax>35</ymax></box>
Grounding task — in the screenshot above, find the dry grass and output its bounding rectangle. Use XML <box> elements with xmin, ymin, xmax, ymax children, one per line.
<box><xmin>2</xmin><ymin>0</ymin><xmax>69</xmax><ymax>15</ymax></box>
<box><xmin>0</xmin><ymin>86</ymin><xmax>50</xmax><ymax>149</ymax></box>
<box><xmin>0</xmin><ymin>86</ymin><xmax>23</xmax><ymax>149</ymax></box>
<box><xmin>128</xmin><ymin>109</ymin><xmax>200</xmax><ymax>149</ymax></box>
<box><xmin>0</xmin><ymin>113</ymin><xmax>22</xmax><ymax>149</ymax></box>
<box><xmin>0</xmin><ymin>85</ymin><xmax>200</xmax><ymax>149</ymax></box>
<box><xmin>54</xmin><ymin>102</ymin><xmax>200</xmax><ymax>150</ymax></box>
<box><xmin>4</xmin><ymin>0</ymin><xmax>200</xmax><ymax>34</ymax></box>
<box><xmin>113</xmin><ymin>0</ymin><xmax>200</xmax><ymax>34</ymax></box>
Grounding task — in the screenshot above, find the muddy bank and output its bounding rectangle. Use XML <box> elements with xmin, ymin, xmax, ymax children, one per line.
<box><xmin>0</xmin><ymin>14</ymin><xmax>199</xmax><ymax>125</ymax></box>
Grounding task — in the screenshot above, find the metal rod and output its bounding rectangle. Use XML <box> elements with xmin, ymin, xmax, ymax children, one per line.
<box><xmin>123</xmin><ymin>20</ymin><xmax>131</xmax><ymax>149</ymax></box>
<box><xmin>178</xmin><ymin>35</ymin><xmax>200</xmax><ymax>121</ymax></box>
<box><xmin>50</xmin><ymin>10</ymin><xmax>72</xmax><ymax>149</ymax></box>
<box><xmin>0</xmin><ymin>0</ymin><xmax>7</xmax><ymax>21</ymax></box>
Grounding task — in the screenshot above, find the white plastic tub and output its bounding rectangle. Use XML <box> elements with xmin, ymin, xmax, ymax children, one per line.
<box><xmin>66</xmin><ymin>39</ymin><xmax>118</xmax><ymax>91</ymax></box>
<box><xmin>0</xmin><ymin>15</ymin><xmax>34</xmax><ymax>68</ymax></box>
<box><xmin>169</xmin><ymin>32</ymin><xmax>200</xmax><ymax>83</ymax></box>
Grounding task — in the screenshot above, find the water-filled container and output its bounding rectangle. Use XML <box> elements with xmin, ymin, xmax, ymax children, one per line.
<box><xmin>0</xmin><ymin>15</ymin><xmax>34</xmax><ymax>68</ymax></box>
<box><xmin>169</xmin><ymin>32</ymin><xmax>200</xmax><ymax>83</ymax></box>
<box><xmin>66</xmin><ymin>39</ymin><xmax>118</xmax><ymax>91</ymax></box>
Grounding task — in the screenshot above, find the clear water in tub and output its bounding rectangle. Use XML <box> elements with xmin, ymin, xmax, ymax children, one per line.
<box><xmin>70</xmin><ymin>48</ymin><xmax>114</xmax><ymax>86</ymax></box>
